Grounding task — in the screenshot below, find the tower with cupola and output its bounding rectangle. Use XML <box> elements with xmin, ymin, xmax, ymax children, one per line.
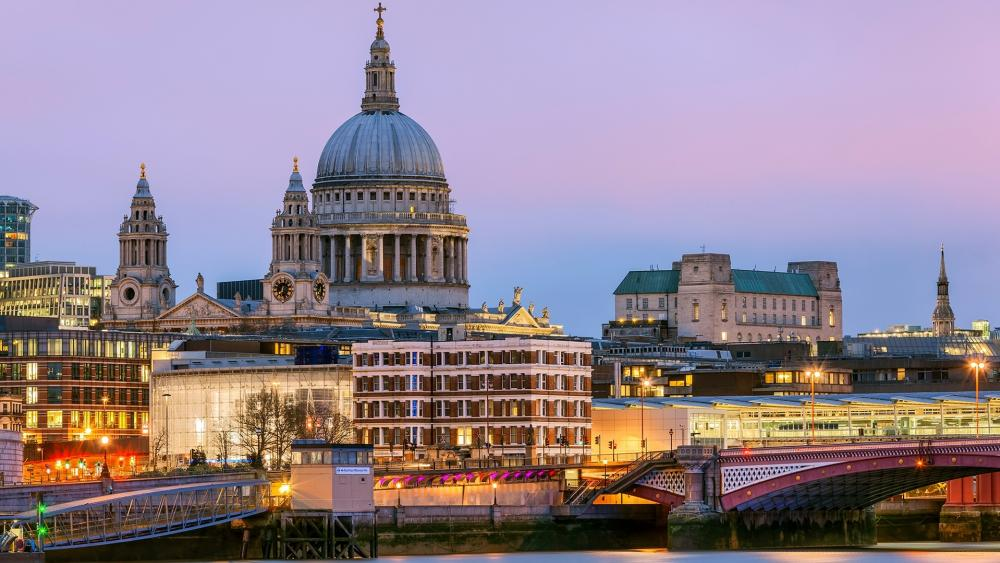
<box><xmin>109</xmin><ymin>164</ymin><xmax>177</xmax><ymax>321</ymax></box>
<box><xmin>263</xmin><ymin>157</ymin><xmax>328</xmax><ymax>315</ymax></box>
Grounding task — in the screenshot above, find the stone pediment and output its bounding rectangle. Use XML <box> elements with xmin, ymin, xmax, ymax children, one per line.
<box><xmin>501</xmin><ymin>305</ymin><xmax>539</xmax><ymax>328</ymax></box>
<box><xmin>157</xmin><ymin>292</ymin><xmax>241</xmax><ymax>321</ymax></box>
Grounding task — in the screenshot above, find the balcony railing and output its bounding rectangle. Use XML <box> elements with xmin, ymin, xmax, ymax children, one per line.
<box><xmin>316</xmin><ymin>211</ymin><xmax>467</xmax><ymax>227</ymax></box>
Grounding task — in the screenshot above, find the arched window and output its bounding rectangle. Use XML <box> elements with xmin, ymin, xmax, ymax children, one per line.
<box><xmin>828</xmin><ymin>307</ymin><xmax>836</xmax><ymax>327</ymax></box>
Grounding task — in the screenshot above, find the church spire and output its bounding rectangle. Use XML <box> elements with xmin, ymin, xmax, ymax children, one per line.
<box><xmin>361</xmin><ymin>3</ymin><xmax>400</xmax><ymax>112</ymax></box>
<box><xmin>286</xmin><ymin>156</ymin><xmax>305</xmax><ymax>193</ymax></box>
<box><xmin>932</xmin><ymin>244</ymin><xmax>956</xmax><ymax>336</ymax></box>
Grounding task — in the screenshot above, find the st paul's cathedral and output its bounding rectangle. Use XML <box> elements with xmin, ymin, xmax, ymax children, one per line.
<box><xmin>104</xmin><ymin>7</ymin><xmax>561</xmax><ymax>340</ymax></box>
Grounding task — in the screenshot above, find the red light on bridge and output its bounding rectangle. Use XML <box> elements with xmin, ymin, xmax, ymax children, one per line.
<box><xmin>741</xmin><ymin>448</ymin><xmax>752</xmax><ymax>457</ymax></box>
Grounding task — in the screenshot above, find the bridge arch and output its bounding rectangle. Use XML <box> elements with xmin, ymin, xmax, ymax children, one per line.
<box><xmin>720</xmin><ymin>440</ymin><xmax>1000</xmax><ymax>512</ymax></box>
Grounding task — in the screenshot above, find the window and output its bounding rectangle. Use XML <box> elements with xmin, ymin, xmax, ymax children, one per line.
<box><xmin>828</xmin><ymin>307</ymin><xmax>836</xmax><ymax>327</ymax></box>
<box><xmin>25</xmin><ymin>386</ymin><xmax>37</xmax><ymax>404</ymax></box>
<box><xmin>409</xmin><ymin>192</ymin><xmax>415</xmax><ymax>200</ymax></box>
<box><xmin>408</xmin><ymin>400</ymin><xmax>419</xmax><ymax>417</ymax></box>
<box><xmin>721</xmin><ymin>300</ymin><xmax>728</xmax><ymax>322</ymax></box>
<box><xmin>369</xmin><ymin>191</ymin><xmax>376</xmax><ymax>201</ymax></box>
<box><xmin>742</xmin><ymin>296</ymin><xmax>747</xmax><ymax>308</ymax></box>
<box><xmin>345</xmin><ymin>191</ymin><xmax>351</xmax><ymax>201</ymax></box>
<box><xmin>335</xmin><ymin>192</ymin><xmax>341</xmax><ymax>201</ymax></box>
<box><xmin>457</xmin><ymin>427</ymin><xmax>472</xmax><ymax>446</ymax></box>
<box><xmin>420</xmin><ymin>193</ymin><xmax>427</xmax><ymax>201</ymax></box>
<box><xmin>384</xmin><ymin>191</ymin><xmax>390</xmax><ymax>201</ymax></box>
<box><xmin>25</xmin><ymin>411</ymin><xmax>37</xmax><ymax>428</ymax></box>
<box><xmin>721</xmin><ymin>331</ymin><xmax>728</xmax><ymax>342</ymax></box>
<box><xmin>641</xmin><ymin>298</ymin><xmax>648</xmax><ymax>309</ymax></box>
<box><xmin>625</xmin><ymin>298</ymin><xmax>633</xmax><ymax>310</ymax></box>
<box><xmin>658</xmin><ymin>297</ymin><xmax>665</xmax><ymax>309</ymax></box>
<box><xmin>800</xmin><ymin>315</ymin><xmax>807</xmax><ymax>326</ymax></box>
<box><xmin>26</xmin><ymin>363</ymin><xmax>38</xmax><ymax>381</ymax></box>
<box><xmin>47</xmin><ymin>410</ymin><xmax>63</xmax><ymax>428</ymax></box>
<box><xmin>692</xmin><ymin>301</ymin><xmax>700</xmax><ymax>322</ymax></box>
<box><xmin>740</xmin><ymin>312</ymin><xmax>747</xmax><ymax>323</ymax></box>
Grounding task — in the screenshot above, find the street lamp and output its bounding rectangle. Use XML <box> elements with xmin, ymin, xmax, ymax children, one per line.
<box><xmin>602</xmin><ymin>459</ymin><xmax>608</xmax><ymax>488</ymax></box>
<box><xmin>395</xmin><ymin>482</ymin><xmax>403</xmax><ymax>507</ymax></box>
<box><xmin>100</xmin><ymin>436</ymin><xmax>111</xmax><ymax>478</ymax></box>
<box><xmin>807</xmin><ymin>370</ymin><xmax>822</xmax><ymax>441</ymax></box>
<box><xmin>492</xmin><ymin>482</ymin><xmax>498</xmax><ymax>506</ymax></box>
<box><xmin>162</xmin><ymin>393</ymin><xmax>172</xmax><ymax>470</ymax></box>
<box><xmin>970</xmin><ymin>360</ymin><xmax>988</xmax><ymax>437</ymax></box>
<box><xmin>669</xmin><ymin>428</ymin><xmax>674</xmax><ymax>451</ymax></box>
<box><xmin>640</xmin><ymin>378</ymin><xmax>651</xmax><ymax>456</ymax></box>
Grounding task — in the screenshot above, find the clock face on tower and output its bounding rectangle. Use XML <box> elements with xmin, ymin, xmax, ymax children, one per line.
<box><xmin>272</xmin><ymin>278</ymin><xmax>293</xmax><ymax>302</ymax></box>
<box><xmin>313</xmin><ymin>279</ymin><xmax>327</xmax><ymax>302</ymax></box>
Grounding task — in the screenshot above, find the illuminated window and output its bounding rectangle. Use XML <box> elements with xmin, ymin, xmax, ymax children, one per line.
<box><xmin>721</xmin><ymin>331</ymin><xmax>728</xmax><ymax>341</ymax></box>
<box><xmin>800</xmin><ymin>315</ymin><xmax>807</xmax><ymax>326</ymax></box>
<box><xmin>741</xmin><ymin>312</ymin><xmax>747</xmax><ymax>323</ymax></box>
<box><xmin>828</xmin><ymin>307</ymin><xmax>836</xmax><ymax>327</ymax></box>
<box><xmin>692</xmin><ymin>301</ymin><xmax>700</xmax><ymax>322</ymax></box>
<box><xmin>26</xmin><ymin>362</ymin><xmax>38</xmax><ymax>380</ymax></box>
<box><xmin>47</xmin><ymin>410</ymin><xmax>63</xmax><ymax>428</ymax></box>
<box><xmin>457</xmin><ymin>427</ymin><xmax>472</xmax><ymax>446</ymax></box>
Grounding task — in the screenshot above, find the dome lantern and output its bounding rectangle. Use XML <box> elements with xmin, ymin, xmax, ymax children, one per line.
<box><xmin>362</xmin><ymin>2</ymin><xmax>399</xmax><ymax>113</ymax></box>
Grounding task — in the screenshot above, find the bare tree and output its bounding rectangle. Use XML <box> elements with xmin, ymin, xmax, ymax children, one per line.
<box><xmin>149</xmin><ymin>428</ymin><xmax>167</xmax><ymax>471</ymax></box>
<box><xmin>271</xmin><ymin>399</ymin><xmax>303</xmax><ymax>470</ymax></box>
<box><xmin>299</xmin><ymin>401</ymin><xmax>354</xmax><ymax>444</ymax></box>
<box><xmin>236</xmin><ymin>388</ymin><xmax>278</xmax><ymax>469</ymax></box>
<box><xmin>212</xmin><ymin>426</ymin><xmax>236</xmax><ymax>468</ymax></box>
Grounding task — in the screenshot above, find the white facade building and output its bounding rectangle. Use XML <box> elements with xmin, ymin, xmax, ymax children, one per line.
<box><xmin>609</xmin><ymin>253</ymin><xmax>843</xmax><ymax>345</ymax></box>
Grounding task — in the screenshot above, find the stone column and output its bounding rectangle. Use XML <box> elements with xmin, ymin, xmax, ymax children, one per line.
<box><xmin>462</xmin><ymin>238</ymin><xmax>469</xmax><ymax>283</ymax></box>
<box><xmin>376</xmin><ymin>234</ymin><xmax>385</xmax><ymax>281</ymax></box>
<box><xmin>444</xmin><ymin>237</ymin><xmax>457</xmax><ymax>283</ymax></box>
<box><xmin>409</xmin><ymin>235</ymin><xmax>417</xmax><ymax>281</ymax></box>
<box><xmin>343</xmin><ymin>234</ymin><xmax>353</xmax><ymax>282</ymax></box>
<box><xmin>393</xmin><ymin>234</ymin><xmax>402</xmax><ymax>282</ymax></box>
<box><xmin>424</xmin><ymin>235</ymin><xmax>433</xmax><ymax>282</ymax></box>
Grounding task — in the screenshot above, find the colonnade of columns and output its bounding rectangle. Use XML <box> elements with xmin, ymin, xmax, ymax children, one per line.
<box><xmin>319</xmin><ymin>232</ymin><xmax>468</xmax><ymax>284</ymax></box>
<box><xmin>272</xmin><ymin>232</ymin><xmax>320</xmax><ymax>263</ymax></box>
<box><xmin>120</xmin><ymin>238</ymin><xmax>167</xmax><ymax>268</ymax></box>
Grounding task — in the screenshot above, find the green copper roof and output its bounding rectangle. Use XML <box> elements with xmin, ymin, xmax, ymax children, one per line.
<box><xmin>613</xmin><ymin>270</ymin><xmax>679</xmax><ymax>295</ymax></box>
<box><xmin>614</xmin><ymin>268</ymin><xmax>817</xmax><ymax>297</ymax></box>
<box><xmin>732</xmin><ymin>270</ymin><xmax>817</xmax><ymax>296</ymax></box>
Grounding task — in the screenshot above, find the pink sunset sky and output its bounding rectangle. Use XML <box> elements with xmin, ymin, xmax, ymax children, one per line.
<box><xmin>2</xmin><ymin>1</ymin><xmax>999</xmax><ymax>337</ymax></box>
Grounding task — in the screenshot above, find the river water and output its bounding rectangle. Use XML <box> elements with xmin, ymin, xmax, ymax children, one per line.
<box><xmin>370</xmin><ymin>544</ymin><xmax>1000</xmax><ymax>563</ymax></box>
<box><xmin>207</xmin><ymin>542</ymin><xmax>1000</xmax><ymax>562</ymax></box>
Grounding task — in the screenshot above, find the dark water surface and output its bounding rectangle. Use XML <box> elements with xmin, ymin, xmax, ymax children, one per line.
<box><xmin>198</xmin><ymin>542</ymin><xmax>1000</xmax><ymax>563</ymax></box>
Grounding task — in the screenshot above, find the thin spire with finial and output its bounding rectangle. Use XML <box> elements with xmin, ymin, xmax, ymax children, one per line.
<box><xmin>939</xmin><ymin>243</ymin><xmax>947</xmax><ymax>281</ymax></box>
<box><xmin>375</xmin><ymin>2</ymin><xmax>386</xmax><ymax>39</ymax></box>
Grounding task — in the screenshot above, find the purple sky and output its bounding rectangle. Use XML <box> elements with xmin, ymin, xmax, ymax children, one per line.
<box><xmin>3</xmin><ymin>1</ymin><xmax>999</xmax><ymax>338</ymax></box>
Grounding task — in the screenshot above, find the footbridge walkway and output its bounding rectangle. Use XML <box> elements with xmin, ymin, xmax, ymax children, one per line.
<box><xmin>1</xmin><ymin>477</ymin><xmax>269</xmax><ymax>551</ymax></box>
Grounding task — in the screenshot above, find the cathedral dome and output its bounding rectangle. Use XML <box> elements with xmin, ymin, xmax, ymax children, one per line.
<box><xmin>314</xmin><ymin>111</ymin><xmax>446</xmax><ymax>186</ymax></box>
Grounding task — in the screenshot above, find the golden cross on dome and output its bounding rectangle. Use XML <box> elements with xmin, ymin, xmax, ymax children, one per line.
<box><xmin>292</xmin><ymin>156</ymin><xmax>299</xmax><ymax>173</ymax></box>
<box><xmin>139</xmin><ymin>162</ymin><xmax>147</xmax><ymax>180</ymax></box>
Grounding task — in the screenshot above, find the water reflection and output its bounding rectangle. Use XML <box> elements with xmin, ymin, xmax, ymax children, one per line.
<box><xmin>368</xmin><ymin>544</ymin><xmax>1000</xmax><ymax>563</ymax></box>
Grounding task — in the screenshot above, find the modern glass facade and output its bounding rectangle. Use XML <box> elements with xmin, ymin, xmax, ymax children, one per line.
<box><xmin>0</xmin><ymin>330</ymin><xmax>177</xmax><ymax>445</ymax></box>
<box><xmin>0</xmin><ymin>262</ymin><xmax>112</xmax><ymax>328</ymax></box>
<box><xmin>0</xmin><ymin>196</ymin><xmax>37</xmax><ymax>268</ymax></box>
<box><xmin>216</xmin><ymin>279</ymin><xmax>263</xmax><ymax>301</ymax></box>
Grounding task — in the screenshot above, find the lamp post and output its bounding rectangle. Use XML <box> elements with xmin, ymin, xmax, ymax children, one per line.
<box><xmin>668</xmin><ymin>428</ymin><xmax>674</xmax><ymax>451</ymax></box>
<box><xmin>971</xmin><ymin>360</ymin><xmax>987</xmax><ymax>437</ymax></box>
<box><xmin>602</xmin><ymin>459</ymin><xmax>608</xmax><ymax>488</ymax></box>
<box><xmin>492</xmin><ymin>482</ymin><xmax>498</xmax><ymax>506</ymax></box>
<box><xmin>807</xmin><ymin>370</ymin><xmax>822</xmax><ymax>441</ymax></box>
<box><xmin>162</xmin><ymin>393</ymin><xmax>172</xmax><ymax>470</ymax></box>
<box><xmin>396</xmin><ymin>482</ymin><xmax>402</xmax><ymax>507</ymax></box>
<box><xmin>100</xmin><ymin>436</ymin><xmax>110</xmax><ymax>478</ymax></box>
<box><xmin>640</xmin><ymin>378</ymin><xmax>650</xmax><ymax>456</ymax></box>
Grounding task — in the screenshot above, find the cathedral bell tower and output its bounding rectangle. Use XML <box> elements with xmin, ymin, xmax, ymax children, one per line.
<box><xmin>932</xmin><ymin>244</ymin><xmax>956</xmax><ymax>337</ymax></box>
<box><xmin>262</xmin><ymin>158</ymin><xmax>328</xmax><ymax>315</ymax></box>
<box><xmin>109</xmin><ymin>163</ymin><xmax>176</xmax><ymax>321</ymax></box>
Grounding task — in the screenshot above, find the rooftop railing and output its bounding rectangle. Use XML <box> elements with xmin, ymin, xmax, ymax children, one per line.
<box><xmin>316</xmin><ymin>211</ymin><xmax>467</xmax><ymax>227</ymax></box>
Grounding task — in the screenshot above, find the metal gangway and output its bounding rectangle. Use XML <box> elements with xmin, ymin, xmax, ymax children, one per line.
<box><xmin>1</xmin><ymin>478</ymin><xmax>269</xmax><ymax>551</ymax></box>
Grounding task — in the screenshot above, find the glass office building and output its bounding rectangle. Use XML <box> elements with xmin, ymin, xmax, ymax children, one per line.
<box><xmin>0</xmin><ymin>262</ymin><xmax>112</xmax><ymax>328</ymax></box>
<box><xmin>0</xmin><ymin>196</ymin><xmax>37</xmax><ymax>268</ymax></box>
<box><xmin>216</xmin><ymin>279</ymin><xmax>264</xmax><ymax>301</ymax></box>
